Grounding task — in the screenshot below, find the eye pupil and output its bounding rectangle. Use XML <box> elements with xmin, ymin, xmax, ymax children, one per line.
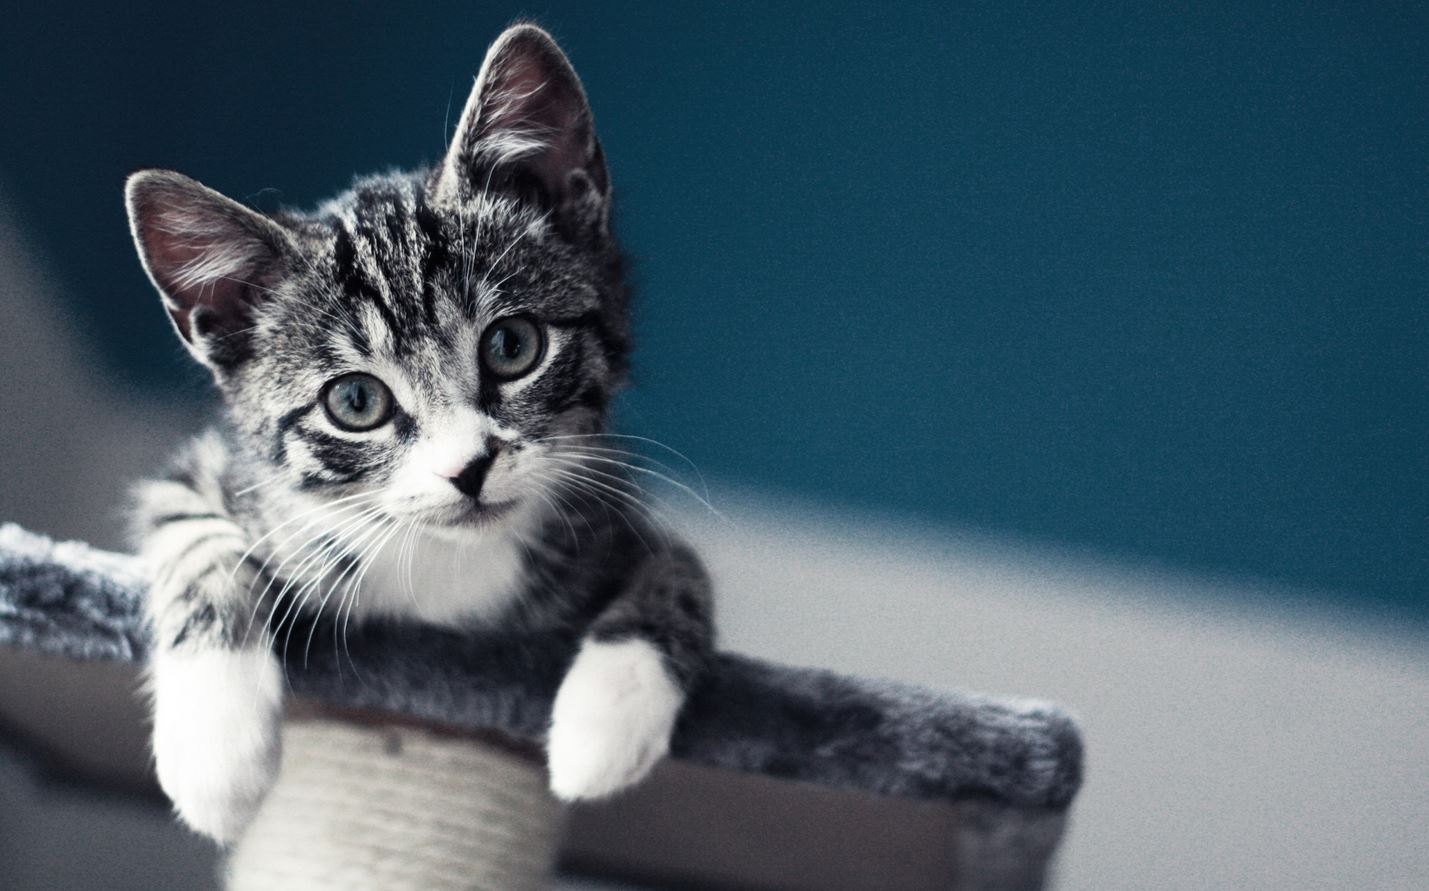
<box><xmin>492</xmin><ymin>328</ymin><xmax>522</xmax><ymax>359</ymax></box>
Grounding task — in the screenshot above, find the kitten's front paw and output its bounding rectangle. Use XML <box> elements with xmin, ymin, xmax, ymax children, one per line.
<box><xmin>150</xmin><ymin>648</ymin><xmax>283</xmax><ymax>843</ymax></box>
<box><xmin>547</xmin><ymin>638</ymin><xmax>683</xmax><ymax>801</ymax></box>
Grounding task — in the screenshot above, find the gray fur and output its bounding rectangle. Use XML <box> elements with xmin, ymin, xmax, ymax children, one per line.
<box><xmin>123</xmin><ymin>24</ymin><xmax>711</xmax><ymax>694</ymax></box>
<box><xmin>0</xmin><ymin>523</ymin><xmax>1083</xmax><ymax>811</ymax></box>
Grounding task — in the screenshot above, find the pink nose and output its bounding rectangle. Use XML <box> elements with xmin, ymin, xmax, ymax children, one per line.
<box><xmin>436</xmin><ymin>462</ymin><xmax>468</xmax><ymax>480</ymax></box>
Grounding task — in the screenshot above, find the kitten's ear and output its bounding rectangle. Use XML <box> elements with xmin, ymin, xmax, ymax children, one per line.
<box><xmin>434</xmin><ymin>24</ymin><xmax>609</xmax><ymax>234</ymax></box>
<box><xmin>125</xmin><ymin>170</ymin><xmax>293</xmax><ymax>371</ymax></box>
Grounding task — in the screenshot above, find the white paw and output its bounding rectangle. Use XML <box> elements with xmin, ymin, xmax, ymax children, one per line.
<box><xmin>547</xmin><ymin>638</ymin><xmax>683</xmax><ymax>801</ymax></box>
<box><xmin>149</xmin><ymin>647</ymin><xmax>283</xmax><ymax>843</ymax></box>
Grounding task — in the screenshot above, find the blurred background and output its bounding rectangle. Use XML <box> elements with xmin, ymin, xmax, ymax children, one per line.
<box><xmin>0</xmin><ymin>1</ymin><xmax>1425</xmax><ymax>889</ymax></box>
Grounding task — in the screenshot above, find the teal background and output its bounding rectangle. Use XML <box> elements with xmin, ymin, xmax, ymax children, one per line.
<box><xmin>1</xmin><ymin>2</ymin><xmax>1424</xmax><ymax>613</ymax></box>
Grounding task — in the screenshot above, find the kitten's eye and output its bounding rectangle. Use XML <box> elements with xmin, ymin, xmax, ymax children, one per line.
<box><xmin>321</xmin><ymin>373</ymin><xmax>394</xmax><ymax>432</ymax></box>
<box><xmin>480</xmin><ymin>316</ymin><xmax>545</xmax><ymax>380</ymax></box>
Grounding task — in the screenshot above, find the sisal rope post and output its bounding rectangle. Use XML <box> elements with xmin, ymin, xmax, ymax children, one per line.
<box><xmin>226</xmin><ymin>712</ymin><xmax>564</xmax><ymax>891</ymax></box>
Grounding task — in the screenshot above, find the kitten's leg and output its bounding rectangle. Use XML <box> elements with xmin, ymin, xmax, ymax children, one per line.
<box><xmin>136</xmin><ymin>476</ymin><xmax>282</xmax><ymax>843</ymax></box>
<box><xmin>547</xmin><ymin>545</ymin><xmax>713</xmax><ymax>800</ymax></box>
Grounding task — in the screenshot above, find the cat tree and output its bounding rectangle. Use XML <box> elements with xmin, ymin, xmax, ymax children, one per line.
<box><xmin>0</xmin><ymin>523</ymin><xmax>1082</xmax><ymax>890</ymax></box>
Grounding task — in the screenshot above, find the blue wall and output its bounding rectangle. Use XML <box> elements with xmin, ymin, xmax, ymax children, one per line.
<box><xmin>2</xmin><ymin>1</ymin><xmax>1424</xmax><ymax>613</ymax></box>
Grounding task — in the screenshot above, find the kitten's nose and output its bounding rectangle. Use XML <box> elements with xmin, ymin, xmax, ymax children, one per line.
<box><xmin>449</xmin><ymin>446</ymin><xmax>499</xmax><ymax>500</ymax></box>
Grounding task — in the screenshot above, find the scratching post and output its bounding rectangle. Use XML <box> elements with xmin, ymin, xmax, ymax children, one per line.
<box><xmin>0</xmin><ymin>523</ymin><xmax>1084</xmax><ymax>890</ymax></box>
<box><xmin>227</xmin><ymin>716</ymin><xmax>561</xmax><ymax>891</ymax></box>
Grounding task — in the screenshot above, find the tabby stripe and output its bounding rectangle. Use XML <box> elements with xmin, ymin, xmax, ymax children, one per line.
<box><xmin>547</xmin><ymin>310</ymin><xmax>603</xmax><ymax>329</ymax></box>
<box><xmin>333</xmin><ymin>223</ymin><xmax>404</xmax><ymax>351</ymax></box>
<box><xmin>169</xmin><ymin>600</ymin><xmax>219</xmax><ymax>648</ymax></box>
<box><xmin>165</xmin><ymin>531</ymin><xmax>244</xmax><ymax>561</ymax></box>
<box><xmin>366</xmin><ymin>202</ymin><xmax>412</xmax><ymax>308</ymax></box>
<box><xmin>151</xmin><ymin>512</ymin><xmax>227</xmax><ymax>528</ymax></box>
<box><xmin>293</xmin><ymin>427</ymin><xmax>371</xmax><ymax>484</ymax></box>
<box><xmin>413</xmin><ymin>193</ymin><xmax>448</xmax><ymax>326</ymax></box>
<box><xmin>535</xmin><ymin>332</ymin><xmax>588</xmax><ymax>408</ymax></box>
<box><xmin>557</xmin><ymin>384</ymin><xmax>608</xmax><ymax>414</ymax></box>
<box><xmin>549</xmin><ymin>309</ymin><xmax>623</xmax><ymax>365</ymax></box>
<box><xmin>165</xmin><ymin>466</ymin><xmax>199</xmax><ymax>490</ymax></box>
<box><xmin>152</xmin><ymin>530</ymin><xmax>246</xmax><ymax>590</ymax></box>
<box><xmin>272</xmin><ymin>404</ymin><xmax>313</xmax><ymax>463</ymax></box>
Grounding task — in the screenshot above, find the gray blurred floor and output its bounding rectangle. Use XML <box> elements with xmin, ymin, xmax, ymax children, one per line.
<box><xmin>689</xmin><ymin>500</ymin><xmax>1429</xmax><ymax>890</ymax></box>
<box><xmin>2</xmin><ymin>187</ymin><xmax>1426</xmax><ymax>890</ymax></box>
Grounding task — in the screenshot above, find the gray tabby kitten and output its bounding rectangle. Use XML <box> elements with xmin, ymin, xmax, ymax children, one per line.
<box><xmin>124</xmin><ymin>24</ymin><xmax>713</xmax><ymax>842</ymax></box>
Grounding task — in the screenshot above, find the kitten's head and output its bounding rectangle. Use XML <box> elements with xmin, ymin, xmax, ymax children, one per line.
<box><xmin>125</xmin><ymin>24</ymin><xmax>629</xmax><ymax>534</ymax></box>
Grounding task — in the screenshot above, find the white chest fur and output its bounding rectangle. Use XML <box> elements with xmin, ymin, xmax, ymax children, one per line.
<box><xmin>263</xmin><ymin>521</ymin><xmax>529</xmax><ymax>629</ymax></box>
<box><xmin>351</xmin><ymin>525</ymin><xmax>528</xmax><ymax>627</ymax></box>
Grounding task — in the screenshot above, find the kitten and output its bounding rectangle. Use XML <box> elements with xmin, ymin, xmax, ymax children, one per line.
<box><xmin>123</xmin><ymin>24</ymin><xmax>713</xmax><ymax>842</ymax></box>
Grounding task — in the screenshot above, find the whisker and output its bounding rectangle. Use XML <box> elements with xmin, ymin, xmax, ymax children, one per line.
<box><xmin>540</xmin><ymin>456</ymin><xmax>685</xmax><ymax>535</ymax></box>
<box><xmin>547</xmin><ymin>450</ymin><xmax>725</xmax><ymax>521</ymax></box>
<box><xmin>334</xmin><ymin>518</ymin><xmax>402</xmax><ymax>679</ymax></box>
<box><xmin>291</xmin><ymin>507</ymin><xmax>390</xmax><ymax>636</ymax></box>
<box><xmin>304</xmin><ymin>514</ymin><xmax>397</xmax><ymax>669</ymax></box>
<box><xmin>527</xmin><ymin>478</ymin><xmax>582</xmax><ymax>548</ymax></box>
<box><xmin>398</xmin><ymin>516</ymin><xmax>421</xmax><ymax>606</ymax></box>
<box><xmin>477</xmin><ymin>224</ymin><xmax>534</xmax><ymax>295</ymax></box>
<box><xmin>542</xmin><ymin>466</ymin><xmax>668</xmax><ymax>555</ymax></box>
<box><xmin>281</xmin><ymin>506</ymin><xmax>389</xmax><ymax>671</ymax></box>
<box><xmin>261</xmin><ymin>504</ymin><xmax>387</xmax><ymax>651</ymax></box>
<box><xmin>232</xmin><ymin>469</ymin><xmax>291</xmax><ymax>497</ymax></box>
<box><xmin>238</xmin><ymin>495</ymin><xmax>382</xmax><ymax>645</ymax></box>
<box><xmin>237</xmin><ymin>495</ymin><xmax>379</xmax><ymax>603</ymax></box>
<box><xmin>231</xmin><ymin>490</ymin><xmax>378</xmax><ymax>591</ymax></box>
<box><xmin>535</xmin><ymin>432</ymin><xmax>709</xmax><ymax>495</ymax></box>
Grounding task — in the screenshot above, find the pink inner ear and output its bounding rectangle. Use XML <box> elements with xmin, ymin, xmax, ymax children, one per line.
<box><xmin>488</xmin><ymin>53</ymin><xmax>582</xmax><ymax>162</ymax></box>
<box><xmin>143</xmin><ymin>217</ymin><xmax>258</xmax><ymax>344</ymax></box>
<box><xmin>128</xmin><ymin>173</ymin><xmax>284</xmax><ymax>355</ymax></box>
<box><xmin>460</xmin><ymin>30</ymin><xmax>607</xmax><ymax>204</ymax></box>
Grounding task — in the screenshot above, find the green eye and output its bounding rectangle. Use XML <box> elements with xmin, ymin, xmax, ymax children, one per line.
<box><xmin>480</xmin><ymin>316</ymin><xmax>545</xmax><ymax>380</ymax></box>
<box><xmin>321</xmin><ymin>373</ymin><xmax>394</xmax><ymax>432</ymax></box>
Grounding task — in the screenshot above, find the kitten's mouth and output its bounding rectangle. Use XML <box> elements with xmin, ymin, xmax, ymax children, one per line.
<box><xmin>422</xmin><ymin>498</ymin><xmax>518</xmax><ymax>529</ymax></box>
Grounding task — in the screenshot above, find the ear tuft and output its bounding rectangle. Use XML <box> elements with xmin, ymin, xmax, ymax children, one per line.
<box><xmin>125</xmin><ymin>170</ymin><xmax>291</xmax><ymax>371</ymax></box>
<box><xmin>434</xmin><ymin>25</ymin><xmax>609</xmax><ymax>234</ymax></box>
